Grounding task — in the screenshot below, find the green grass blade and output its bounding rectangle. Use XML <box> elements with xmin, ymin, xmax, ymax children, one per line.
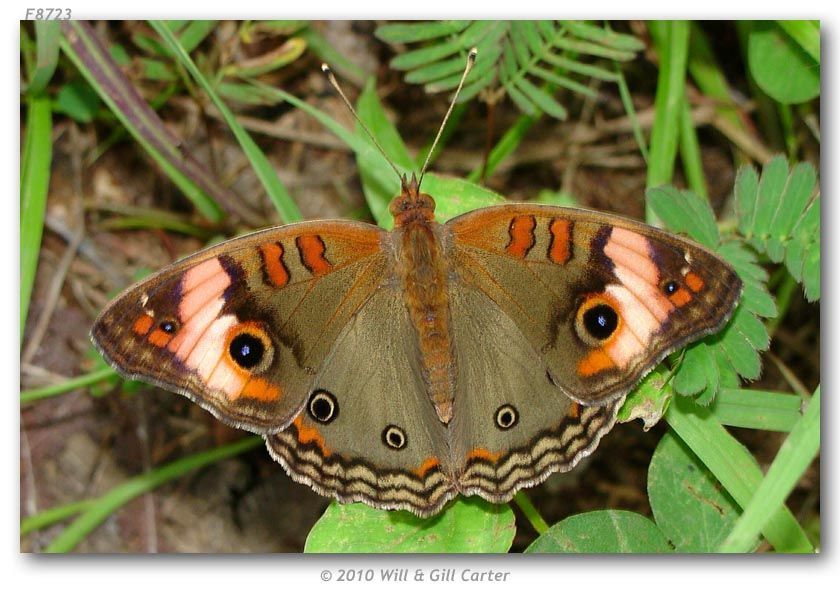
<box><xmin>20</xmin><ymin>95</ymin><xmax>52</xmax><ymax>340</ymax></box>
<box><xmin>665</xmin><ymin>396</ymin><xmax>813</xmax><ymax>552</ymax></box>
<box><xmin>646</xmin><ymin>20</ymin><xmax>690</xmax><ymax>222</ymax></box>
<box><xmin>678</xmin><ymin>97</ymin><xmax>708</xmax><ymax>198</ymax></box>
<box><xmin>719</xmin><ymin>386</ymin><xmax>820</xmax><ymax>552</ymax></box>
<box><xmin>710</xmin><ymin>388</ymin><xmax>803</xmax><ymax>432</ymax></box>
<box><xmin>149</xmin><ymin>20</ymin><xmax>303</xmax><ymax>224</ymax></box>
<box><xmin>27</xmin><ymin>20</ymin><xmax>61</xmax><ymax>94</ymax></box>
<box><xmin>43</xmin><ymin>436</ymin><xmax>262</xmax><ymax>553</ymax></box>
<box><xmin>60</xmin><ymin>21</ymin><xmax>225</xmax><ymax>222</ymax></box>
<box><xmin>614</xmin><ymin>60</ymin><xmax>648</xmax><ymax>162</ymax></box>
<box><xmin>177</xmin><ymin>20</ymin><xmax>217</xmax><ymax>53</ymax></box>
<box><xmin>21</xmin><ymin>367</ymin><xmax>118</xmax><ymax>405</ymax></box>
<box><xmin>21</xmin><ymin>499</ymin><xmax>95</xmax><ymax>536</ymax></box>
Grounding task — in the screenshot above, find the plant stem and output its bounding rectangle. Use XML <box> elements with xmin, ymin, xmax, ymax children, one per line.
<box><xmin>513</xmin><ymin>491</ymin><xmax>549</xmax><ymax>535</ymax></box>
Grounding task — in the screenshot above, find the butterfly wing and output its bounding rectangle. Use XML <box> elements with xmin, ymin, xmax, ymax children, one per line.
<box><xmin>266</xmin><ymin>286</ymin><xmax>456</xmax><ymax>517</ymax></box>
<box><xmin>92</xmin><ymin>220</ymin><xmax>390</xmax><ymax>433</ymax></box>
<box><xmin>447</xmin><ymin>281</ymin><xmax>620</xmax><ymax>503</ymax></box>
<box><xmin>446</xmin><ymin>204</ymin><xmax>742</xmax><ymax>406</ymax></box>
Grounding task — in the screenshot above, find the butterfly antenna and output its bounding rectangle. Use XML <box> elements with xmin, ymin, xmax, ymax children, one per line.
<box><xmin>418</xmin><ymin>47</ymin><xmax>477</xmax><ymax>189</ymax></box>
<box><xmin>321</xmin><ymin>63</ymin><xmax>404</xmax><ymax>185</ymax></box>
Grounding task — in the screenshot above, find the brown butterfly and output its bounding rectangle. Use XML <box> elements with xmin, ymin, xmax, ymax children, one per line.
<box><xmin>91</xmin><ymin>51</ymin><xmax>741</xmax><ymax>517</ymax></box>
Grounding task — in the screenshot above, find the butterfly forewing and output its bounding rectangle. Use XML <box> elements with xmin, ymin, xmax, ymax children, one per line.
<box><xmin>92</xmin><ymin>221</ymin><xmax>390</xmax><ymax>433</ymax></box>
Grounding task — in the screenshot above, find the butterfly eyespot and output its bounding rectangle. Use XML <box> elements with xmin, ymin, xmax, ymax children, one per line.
<box><xmin>226</xmin><ymin>324</ymin><xmax>273</xmax><ymax>373</ymax></box>
<box><xmin>382</xmin><ymin>425</ymin><xmax>407</xmax><ymax>450</ymax></box>
<box><xmin>308</xmin><ymin>390</ymin><xmax>338</xmax><ymax>424</ymax></box>
<box><xmin>579</xmin><ymin>302</ymin><xmax>618</xmax><ymax>342</ymax></box>
<box><xmin>494</xmin><ymin>404</ymin><xmax>518</xmax><ymax>430</ymax></box>
<box><xmin>230</xmin><ymin>333</ymin><xmax>264</xmax><ymax>368</ymax></box>
<box><xmin>664</xmin><ymin>280</ymin><xmax>680</xmax><ymax>295</ymax></box>
<box><xmin>159</xmin><ymin>319</ymin><xmax>178</xmax><ymax>333</ymax></box>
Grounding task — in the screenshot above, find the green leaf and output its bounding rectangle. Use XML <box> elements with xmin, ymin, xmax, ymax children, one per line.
<box><xmin>526</xmin><ymin>510</ymin><xmax>672</xmax><ymax>553</ymax></box>
<box><xmin>379</xmin><ymin>20</ymin><xmax>641</xmax><ymax>112</ymax></box>
<box><xmin>513</xmin><ymin>77</ymin><xmax>567</xmax><ymax>119</ymax></box>
<box><xmin>648</xmin><ymin>432</ymin><xmax>743</xmax><ymax>552</ymax></box>
<box><xmin>748</xmin><ymin>22</ymin><xmax>820</xmax><ymax>104</ymax></box>
<box><xmin>767</xmin><ymin>162</ymin><xmax>817</xmax><ymax>261</ymax></box>
<box><xmin>752</xmin><ymin>156</ymin><xmax>790</xmax><ymax>242</ymax></box>
<box><xmin>376</xmin><ymin>21</ymin><xmax>471</xmax><ymax>44</ymax></box>
<box><xmin>673</xmin><ymin>344</ymin><xmax>718</xmax><ymax>403</ymax></box>
<box><xmin>618</xmin><ymin>365</ymin><xmax>671</xmax><ymax>429</ymax></box>
<box><xmin>305</xmin><ymin>498</ymin><xmax>515</xmax><ymax>553</ymax></box>
<box><xmin>734</xmin><ymin>157</ymin><xmax>820</xmax><ymax>301</ymax></box>
<box><xmin>718</xmin><ymin>241</ymin><xmax>777</xmax><ymax>318</ymax></box>
<box><xmin>646</xmin><ymin>186</ymin><xmax>720</xmax><ymax>248</ymax></box>
<box><xmin>776</xmin><ymin>20</ymin><xmax>820</xmax><ymax>64</ymax></box>
<box><xmin>53</xmin><ymin>79</ymin><xmax>101</xmax><ymax>123</ymax></box>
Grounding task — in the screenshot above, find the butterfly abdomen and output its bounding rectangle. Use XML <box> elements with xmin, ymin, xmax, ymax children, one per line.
<box><xmin>394</xmin><ymin>217</ymin><xmax>457</xmax><ymax>425</ymax></box>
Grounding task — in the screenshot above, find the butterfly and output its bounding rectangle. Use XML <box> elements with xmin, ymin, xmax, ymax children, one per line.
<box><xmin>91</xmin><ymin>52</ymin><xmax>742</xmax><ymax>517</ymax></box>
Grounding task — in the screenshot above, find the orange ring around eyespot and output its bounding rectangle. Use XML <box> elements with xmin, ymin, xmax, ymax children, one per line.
<box><xmin>575</xmin><ymin>292</ymin><xmax>623</xmax><ymax>347</ymax></box>
<box><xmin>223</xmin><ymin>321</ymin><xmax>274</xmax><ymax>375</ymax></box>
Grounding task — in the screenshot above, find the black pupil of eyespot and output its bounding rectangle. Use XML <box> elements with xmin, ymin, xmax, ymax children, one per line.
<box><xmin>583</xmin><ymin>305</ymin><xmax>618</xmax><ymax>340</ymax></box>
<box><xmin>501</xmin><ymin>411</ymin><xmax>512</xmax><ymax>425</ymax></box>
<box><xmin>390</xmin><ymin>432</ymin><xmax>401</xmax><ymax>445</ymax></box>
<box><xmin>312</xmin><ymin>397</ymin><xmax>332</xmax><ymax>420</ymax></box>
<box><xmin>665</xmin><ymin>281</ymin><xmax>679</xmax><ymax>294</ymax></box>
<box><xmin>160</xmin><ymin>321</ymin><xmax>176</xmax><ymax>333</ymax></box>
<box><xmin>229</xmin><ymin>333</ymin><xmax>264</xmax><ymax>368</ymax></box>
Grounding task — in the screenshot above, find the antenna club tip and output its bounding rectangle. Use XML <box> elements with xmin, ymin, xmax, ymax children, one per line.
<box><xmin>468</xmin><ymin>47</ymin><xmax>478</xmax><ymax>60</ymax></box>
<box><xmin>321</xmin><ymin>63</ymin><xmax>331</xmax><ymax>74</ymax></box>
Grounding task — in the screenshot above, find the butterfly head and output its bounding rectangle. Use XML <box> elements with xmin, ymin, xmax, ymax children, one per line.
<box><xmin>390</xmin><ymin>173</ymin><xmax>436</xmax><ymax>226</ymax></box>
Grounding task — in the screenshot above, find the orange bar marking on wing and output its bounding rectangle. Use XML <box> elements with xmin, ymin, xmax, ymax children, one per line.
<box><xmin>685</xmin><ymin>271</ymin><xmax>705</xmax><ymax>293</ymax></box>
<box><xmin>241</xmin><ymin>377</ymin><xmax>282</xmax><ymax>403</ymax></box>
<box><xmin>133</xmin><ymin>314</ymin><xmax>154</xmax><ymax>336</ymax></box>
<box><xmin>293</xmin><ymin>416</ymin><xmax>331</xmax><ymax>457</ymax></box>
<box><xmin>548</xmin><ymin>218</ymin><xmax>572</xmax><ymax>264</ymax></box>
<box><xmin>467</xmin><ymin>447</ymin><xmax>502</xmax><ymax>463</ymax></box>
<box><xmin>567</xmin><ymin>403</ymin><xmax>580</xmax><ymax>419</ymax></box>
<box><xmin>413</xmin><ymin>457</ymin><xmax>440</xmax><ymax>479</ymax></box>
<box><xmin>296</xmin><ymin>235</ymin><xmax>332</xmax><ymax>275</ymax></box>
<box><xmin>260</xmin><ymin>242</ymin><xmax>290</xmax><ymax>287</ymax></box>
<box><xmin>670</xmin><ymin>288</ymin><xmax>693</xmax><ymax>307</ymax></box>
<box><xmin>147</xmin><ymin>329</ymin><xmax>173</xmax><ymax>348</ymax></box>
<box><xmin>577</xmin><ymin>349</ymin><xmax>616</xmax><ymax>376</ymax></box>
<box><xmin>505</xmin><ymin>215</ymin><xmax>536</xmax><ymax>259</ymax></box>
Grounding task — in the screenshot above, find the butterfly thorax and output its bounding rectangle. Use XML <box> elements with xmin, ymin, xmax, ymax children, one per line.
<box><xmin>391</xmin><ymin>175</ymin><xmax>457</xmax><ymax>424</ymax></box>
